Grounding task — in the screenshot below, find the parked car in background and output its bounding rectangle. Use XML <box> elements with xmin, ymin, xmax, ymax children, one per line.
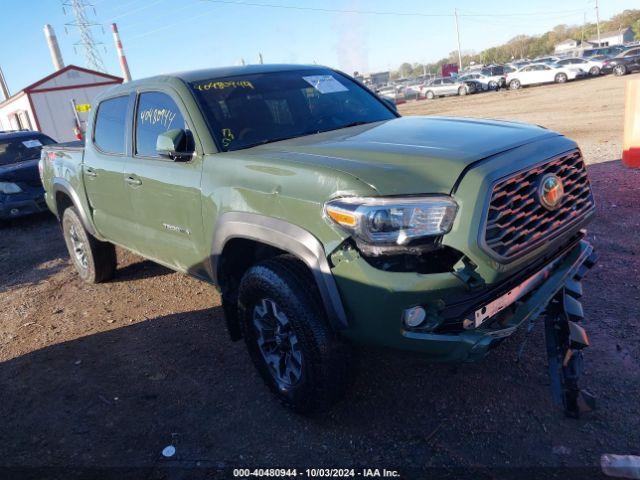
<box><xmin>555</xmin><ymin>57</ymin><xmax>605</xmax><ymax>76</ymax></box>
<box><xmin>0</xmin><ymin>130</ymin><xmax>56</xmax><ymax>223</ymax></box>
<box><xmin>460</xmin><ymin>78</ymin><xmax>485</xmax><ymax>94</ymax></box>
<box><xmin>506</xmin><ymin>63</ymin><xmax>583</xmax><ymax>89</ymax></box>
<box><xmin>459</xmin><ymin>71</ymin><xmax>504</xmax><ymax>90</ymax></box>
<box><xmin>582</xmin><ymin>45</ymin><xmax>626</xmax><ymax>58</ymax></box>
<box><xmin>533</xmin><ymin>56</ymin><xmax>561</xmax><ymax>65</ymax></box>
<box><xmin>601</xmin><ymin>47</ymin><xmax>640</xmax><ymax>76</ymax></box>
<box><xmin>403</xmin><ymin>80</ymin><xmax>424</xmax><ymax>100</ymax></box>
<box><xmin>377</xmin><ymin>86</ymin><xmax>407</xmax><ymax>105</ymax></box>
<box><xmin>420</xmin><ymin>77</ymin><xmax>468</xmax><ymax>99</ymax></box>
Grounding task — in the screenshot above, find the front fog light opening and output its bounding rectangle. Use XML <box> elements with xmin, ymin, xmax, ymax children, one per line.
<box><xmin>403</xmin><ymin>306</ymin><xmax>426</xmax><ymax>328</ymax></box>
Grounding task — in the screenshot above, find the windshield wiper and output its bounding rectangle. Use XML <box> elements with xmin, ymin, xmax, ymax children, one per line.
<box><xmin>340</xmin><ymin>121</ymin><xmax>371</xmax><ymax>128</ymax></box>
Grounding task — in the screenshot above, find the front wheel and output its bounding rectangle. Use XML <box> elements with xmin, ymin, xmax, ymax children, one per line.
<box><xmin>458</xmin><ymin>86</ymin><xmax>467</xmax><ymax>96</ymax></box>
<box><xmin>509</xmin><ymin>79</ymin><xmax>521</xmax><ymax>90</ymax></box>
<box><xmin>62</xmin><ymin>207</ymin><xmax>116</xmax><ymax>283</ymax></box>
<box><xmin>613</xmin><ymin>65</ymin><xmax>627</xmax><ymax>76</ymax></box>
<box><xmin>589</xmin><ymin>66</ymin><xmax>600</xmax><ymax>76</ymax></box>
<box><xmin>238</xmin><ymin>255</ymin><xmax>351</xmax><ymax>413</ymax></box>
<box><xmin>555</xmin><ymin>72</ymin><xmax>568</xmax><ymax>83</ymax></box>
<box><xmin>425</xmin><ymin>90</ymin><xmax>435</xmax><ymax>100</ymax></box>
<box><xmin>488</xmin><ymin>80</ymin><xmax>498</xmax><ymax>90</ymax></box>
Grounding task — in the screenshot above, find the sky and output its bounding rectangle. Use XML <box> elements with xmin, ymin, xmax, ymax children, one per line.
<box><xmin>0</xmin><ymin>0</ymin><xmax>637</xmax><ymax>93</ymax></box>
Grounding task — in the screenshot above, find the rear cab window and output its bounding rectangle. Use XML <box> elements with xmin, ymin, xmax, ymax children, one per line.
<box><xmin>93</xmin><ymin>96</ymin><xmax>130</xmax><ymax>155</ymax></box>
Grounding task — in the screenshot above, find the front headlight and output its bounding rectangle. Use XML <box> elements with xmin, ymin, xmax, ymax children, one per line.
<box><xmin>325</xmin><ymin>196</ymin><xmax>458</xmax><ymax>245</ymax></box>
<box><xmin>0</xmin><ymin>182</ymin><xmax>22</xmax><ymax>194</ymax></box>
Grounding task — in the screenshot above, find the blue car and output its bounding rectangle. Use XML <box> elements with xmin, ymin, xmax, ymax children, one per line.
<box><xmin>0</xmin><ymin>130</ymin><xmax>56</xmax><ymax>222</ymax></box>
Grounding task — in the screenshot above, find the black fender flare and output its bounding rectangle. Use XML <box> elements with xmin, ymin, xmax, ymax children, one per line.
<box><xmin>51</xmin><ymin>178</ymin><xmax>100</xmax><ymax>239</ymax></box>
<box><xmin>210</xmin><ymin>212</ymin><xmax>348</xmax><ymax>330</ymax></box>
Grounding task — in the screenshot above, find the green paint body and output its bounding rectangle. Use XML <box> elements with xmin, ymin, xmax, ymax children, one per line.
<box><xmin>40</xmin><ymin>67</ymin><xmax>594</xmax><ymax>362</ymax></box>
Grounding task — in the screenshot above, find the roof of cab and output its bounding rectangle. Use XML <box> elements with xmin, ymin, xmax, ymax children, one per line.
<box><xmin>105</xmin><ymin>64</ymin><xmax>329</xmax><ymax>95</ymax></box>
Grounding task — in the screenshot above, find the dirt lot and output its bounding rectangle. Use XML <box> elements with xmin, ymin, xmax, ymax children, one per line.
<box><xmin>1</xmin><ymin>74</ymin><xmax>639</xmax><ymax>479</ymax></box>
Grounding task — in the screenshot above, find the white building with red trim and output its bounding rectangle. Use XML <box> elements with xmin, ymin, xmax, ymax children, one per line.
<box><xmin>0</xmin><ymin>65</ymin><xmax>122</xmax><ymax>142</ymax></box>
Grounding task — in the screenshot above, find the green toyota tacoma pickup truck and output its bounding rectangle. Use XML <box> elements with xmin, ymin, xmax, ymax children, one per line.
<box><xmin>40</xmin><ymin>64</ymin><xmax>598</xmax><ymax>415</ymax></box>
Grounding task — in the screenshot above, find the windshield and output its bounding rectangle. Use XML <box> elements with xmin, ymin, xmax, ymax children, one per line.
<box><xmin>189</xmin><ymin>69</ymin><xmax>396</xmax><ymax>152</ymax></box>
<box><xmin>0</xmin><ymin>134</ymin><xmax>55</xmax><ymax>166</ymax></box>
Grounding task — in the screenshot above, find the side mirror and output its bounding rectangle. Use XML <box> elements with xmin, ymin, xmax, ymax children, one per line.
<box><xmin>156</xmin><ymin>129</ymin><xmax>193</xmax><ymax>161</ymax></box>
<box><xmin>381</xmin><ymin>96</ymin><xmax>398</xmax><ymax>112</ymax></box>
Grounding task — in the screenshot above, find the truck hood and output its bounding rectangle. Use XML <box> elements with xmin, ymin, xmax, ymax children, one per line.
<box><xmin>249</xmin><ymin>116</ymin><xmax>559</xmax><ymax>194</ymax></box>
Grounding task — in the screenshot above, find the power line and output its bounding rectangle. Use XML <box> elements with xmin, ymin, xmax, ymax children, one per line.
<box><xmin>109</xmin><ymin>0</ymin><xmax>169</xmax><ymax>21</ymax></box>
<box><xmin>198</xmin><ymin>0</ymin><xmax>586</xmax><ymax>18</ymax></box>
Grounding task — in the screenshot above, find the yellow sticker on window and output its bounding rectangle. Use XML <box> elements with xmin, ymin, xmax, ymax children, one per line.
<box><xmin>221</xmin><ymin>128</ymin><xmax>235</xmax><ymax>148</ymax></box>
<box><xmin>195</xmin><ymin>80</ymin><xmax>255</xmax><ymax>91</ymax></box>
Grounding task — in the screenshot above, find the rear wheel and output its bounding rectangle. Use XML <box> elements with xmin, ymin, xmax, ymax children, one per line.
<box><xmin>425</xmin><ymin>90</ymin><xmax>435</xmax><ymax>100</ymax></box>
<box><xmin>589</xmin><ymin>66</ymin><xmax>600</xmax><ymax>76</ymax></box>
<box><xmin>509</xmin><ymin>79</ymin><xmax>521</xmax><ymax>90</ymax></box>
<box><xmin>62</xmin><ymin>207</ymin><xmax>116</xmax><ymax>283</ymax></box>
<box><xmin>458</xmin><ymin>86</ymin><xmax>467</xmax><ymax>96</ymax></box>
<box><xmin>555</xmin><ymin>72</ymin><xmax>568</xmax><ymax>83</ymax></box>
<box><xmin>488</xmin><ymin>80</ymin><xmax>498</xmax><ymax>90</ymax></box>
<box><xmin>613</xmin><ymin>65</ymin><xmax>627</xmax><ymax>76</ymax></box>
<box><xmin>238</xmin><ymin>255</ymin><xmax>351</xmax><ymax>413</ymax></box>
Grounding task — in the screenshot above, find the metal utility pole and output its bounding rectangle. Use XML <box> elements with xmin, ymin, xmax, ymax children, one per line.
<box><xmin>111</xmin><ymin>23</ymin><xmax>131</xmax><ymax>82</ymax></box>
<box><xmin>63</xmin><ymin>0</ymin><xmax>106</xmax><ymax>72</ymax></box>
<box><xmin>258</xmin><ymin>53</ymin><xmax>264</xmax><ymax>64</ymax></box>
<box><xmin>581</xmin><ymin>12</ymin><xmax>586</xmax><ymax>44</ymax></box>
<box><xmin>595</xmin><ymin>0</ymin><xmax>601</xmax><ymax>46</ymax></box>
<box><xmin>454</xmin><ymin>9</ymin><xmax>463</xmax><ymax>70</ymax></box>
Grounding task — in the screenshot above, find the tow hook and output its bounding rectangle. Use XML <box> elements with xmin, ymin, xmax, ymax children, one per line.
<box><xmin>544</xmin><ymin>252</ymin><xmax>598</xmax><ymax>418</ymax></box>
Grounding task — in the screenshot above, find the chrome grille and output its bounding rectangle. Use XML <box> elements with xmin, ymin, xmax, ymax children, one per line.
<box><xmin>483</xmin><ymin>150</ymin><xmax>594</xmax><ymax>261</ymax></box>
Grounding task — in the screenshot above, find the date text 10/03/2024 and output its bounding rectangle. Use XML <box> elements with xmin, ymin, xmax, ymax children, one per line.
<box><xmin>232</xmin><ymin>468</ymin><xmax>401</xmax><ymax>477</ymax></box>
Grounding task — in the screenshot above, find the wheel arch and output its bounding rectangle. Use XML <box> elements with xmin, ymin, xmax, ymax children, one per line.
<box><xmin>210</xmin><ymin>212</ymin><xmax>348</xmax><ymax>333</ymax></box>
<box><xmin>52</xmin><ymin>178</ymin><xmax>99</xmax><ymax>238</ymax></box>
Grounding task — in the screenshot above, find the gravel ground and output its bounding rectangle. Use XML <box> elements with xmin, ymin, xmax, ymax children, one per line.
<box><xmin>1</xmin><ymin>73</ymin><xmax>639</xmax><ymax>480</ymax></box>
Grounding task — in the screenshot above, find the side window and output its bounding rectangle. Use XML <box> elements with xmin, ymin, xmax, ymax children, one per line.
<box><xmin>94</xmin><ymin>96</ymin><xmax>129</xmax><ymax>154</ymax></box>
<box><xmin>135</xmin><ymin>91</ymin><xmax>189</xmax><ymax>157</ymax></box>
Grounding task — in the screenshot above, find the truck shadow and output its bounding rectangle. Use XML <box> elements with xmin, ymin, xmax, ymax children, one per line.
<box><xmin>110</xmin><ymin>259</ymin><xmax>173</xmax><ymax>283</ymax></box>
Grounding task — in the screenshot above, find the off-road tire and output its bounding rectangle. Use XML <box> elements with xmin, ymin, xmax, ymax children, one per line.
<box><xmin>62</xmin><ymin>207</ymin><xmax>116</xmax><ymax>283</ymax></box>
<box><xmin>589</xmin><ymin>66</ymin><xmax>600</xmax><ymax>76</ymax></box>
<box><xmin>613</xmin><ymin>65</ymin><xmax>627</xmax><ymax>76</ymax></box>
<box><xmin>555</xmin><ymin>72</ymin><xmax>568</xmax><ymax>83</ymax></box>
<box><xmin>238</xmin><ymin>254</ymin><xmax>351</xmax><ymax>414</ymax></box>
<box><xmin>509</xmin><ymin>79</ymin><xmax>521</xmax><ymax>90</ymax></box>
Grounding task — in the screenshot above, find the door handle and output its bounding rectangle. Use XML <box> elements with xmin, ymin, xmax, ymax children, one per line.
<box><xmin>125</xmin><ymin>175</ymin><xmax>142</xmax><ymax>186</ymax></box>
<box><xmin>84</xmin><ymin>167</ymin><xmax>97</xmax><ymax>177</ymax></box>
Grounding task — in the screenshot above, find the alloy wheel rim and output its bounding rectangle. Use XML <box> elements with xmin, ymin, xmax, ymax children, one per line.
<box><xmin>68</xmin><ymin>224</ymin><xmax>88</xmax><ymax>270</ymax></box>
<box><xmin>252</xmin><ymin>298</ymin><xmax>303</xmax><ymax>387</ymax></box>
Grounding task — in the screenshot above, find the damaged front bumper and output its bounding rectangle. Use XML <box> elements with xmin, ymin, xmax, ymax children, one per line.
<box><xmin>403</xmin><ymin>240</ymin><xmax>596</xmax><ymax>362</ymax></box>
<box><xmin>335</xmin><ymin>239</ymin><xmax>596</xmax><ymax>364</ymax></box>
